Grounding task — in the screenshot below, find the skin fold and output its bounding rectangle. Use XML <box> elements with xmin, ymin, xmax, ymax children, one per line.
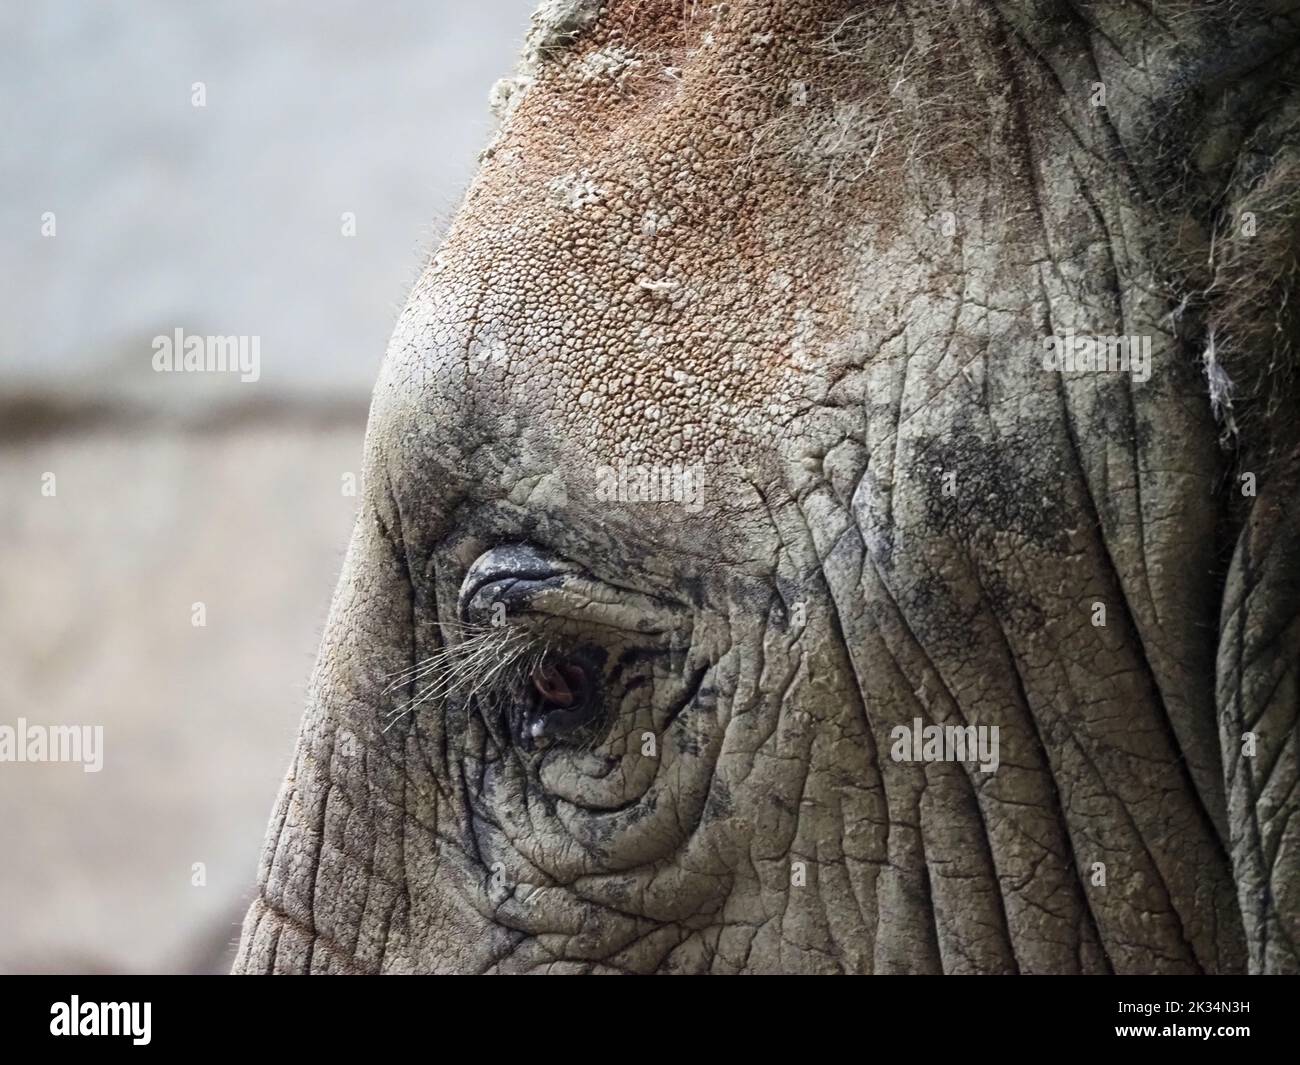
<box><xmin>234</xmin><ymin>0</ymin><xmax>1300</xmax><ymax>974</ymax></box>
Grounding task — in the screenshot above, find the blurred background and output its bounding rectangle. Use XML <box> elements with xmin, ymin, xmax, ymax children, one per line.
<box><xmin>0</xmin><ymin>0</ymin><xmax>537</xmax><ymax>973</ymax></box>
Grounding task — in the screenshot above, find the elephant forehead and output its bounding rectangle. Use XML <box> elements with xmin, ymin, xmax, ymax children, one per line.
<box><xmin>418</xmin><ymin>216</ymin><xmax>835</xmax><ymax>464</ymax></box>
<box><xmin>392</xmin><ymin>1</ymin><xmax>887</xmax><ymax>466</ymax></box>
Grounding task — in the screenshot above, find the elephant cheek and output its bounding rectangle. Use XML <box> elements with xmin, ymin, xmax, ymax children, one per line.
<box><xmin>235</xmin><ymin>485</ymin><xmax>465</xmax><ymax>974</ymax></box>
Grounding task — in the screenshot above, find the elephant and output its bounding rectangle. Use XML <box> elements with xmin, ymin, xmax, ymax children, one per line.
<box><xmin>234</xmin><ymin>0</ymin><xmax>1300</xmax><ymax>974</ymax></box>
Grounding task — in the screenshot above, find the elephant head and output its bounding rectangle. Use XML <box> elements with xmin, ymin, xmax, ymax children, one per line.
<box><xmin>235</xmin><ymin>0</ymin><xmax>1300</xmax><ymax>974</ymax></box>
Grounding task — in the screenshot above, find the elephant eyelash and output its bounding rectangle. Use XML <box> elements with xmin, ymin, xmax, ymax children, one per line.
<box><xmin>380</xmin><ymin>621</ymin><xmax>549</xmax><ymax>732</ymax></box>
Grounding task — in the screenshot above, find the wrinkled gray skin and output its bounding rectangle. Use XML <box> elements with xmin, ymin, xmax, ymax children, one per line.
<box><xmin>235</xmin><ymin>0</ymin><xmax>1300</xmax><ymax>973</ymax></box>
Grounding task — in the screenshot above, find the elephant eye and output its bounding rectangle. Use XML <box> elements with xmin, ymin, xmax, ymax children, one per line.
<box><xmin>439</xmin><ymin>544</ymin><xmax>697</xmax><ymax>753</ymax></box>
<box><xmin>519</xmin><ymin>653</ymin><xmax>601</xmax><ymax>751</ymax></box>
<box><xmin>530</xmin><ymin>658</ymin><xmax>589</xmax><ymax>708</ymax></box>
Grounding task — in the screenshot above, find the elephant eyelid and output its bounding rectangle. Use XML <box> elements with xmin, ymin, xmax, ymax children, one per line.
<box><xmin>510</xmin><ymin>580</ymin><xmax>693</xmax><ymax>645</ymax></box>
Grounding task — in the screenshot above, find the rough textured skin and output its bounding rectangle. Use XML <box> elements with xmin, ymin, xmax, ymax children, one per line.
<box><xmin>235</xmin><ymin>0</ymin><xmax>1300</xmax><ymax>974</ymax></box>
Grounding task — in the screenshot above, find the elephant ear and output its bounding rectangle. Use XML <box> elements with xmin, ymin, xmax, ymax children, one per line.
<box><xmin>1217</xmin><ymin>464</ymin><xmax>1300</xmax><ymax>974</ymax></box>
<box><xmin>1206</xmin><ymin>86</ymin><xmax>1300</xmax><ymax>976</ymax></box>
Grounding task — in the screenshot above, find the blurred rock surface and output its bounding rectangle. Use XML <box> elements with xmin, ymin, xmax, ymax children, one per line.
<box><xmin>0</xmin><ymin>403</ymin><xmax>367</xmax><ymax>972</ymax></box>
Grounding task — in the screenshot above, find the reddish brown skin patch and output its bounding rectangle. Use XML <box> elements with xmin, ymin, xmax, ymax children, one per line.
<box><xmin>432</xmin><ymin>1</ymin><xmax>917</xmax><ymax>464</ymax></box>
